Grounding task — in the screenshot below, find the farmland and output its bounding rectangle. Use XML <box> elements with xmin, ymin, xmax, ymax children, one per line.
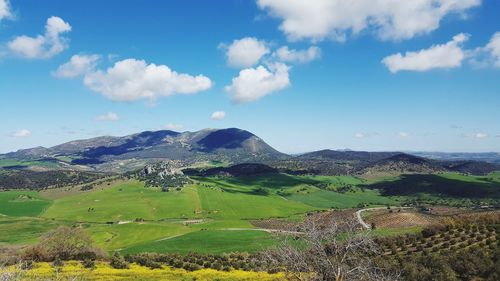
<box><xmin>0</xmin><ymin>171</ymin><xmax>499</xmax><ymax>257</ymax></box>
<box><xmin>2</xmin><ymin>173</ymin><xmax>399</xmax><ymax>254</ymax></box>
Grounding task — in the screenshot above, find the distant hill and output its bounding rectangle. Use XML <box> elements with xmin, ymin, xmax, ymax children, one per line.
<box><xmin>183</xmin><ymin>163</ymin><xmax>278</xmax><ymax>177</ymax></box>
<box><xmin>2</xmin><ymin>130</ymin><xmax>499</xmax><ymax>176</ymax></box>
<box><xmin>297</xmin><ymin>149</ymin><xmax>400</xmax><ymax>162</ymax></box>
<box><xmin>409</xmin><ymin>152</ymin><xmax>500</xmax><ymax>164</ymax></box>
<box><xmin>3</xmin><ymin>128</ymin><xmax>286</xmax><ymax>172</ymax></box>
<box><xmin>441</xmin><ymin>161</ymin><xmax>500</xmax><ymax>176</ymax></box>
<box><xmin>356</xmin><ymin>153</ymin><xmax>446</xmax><ymax>176</ymax></box>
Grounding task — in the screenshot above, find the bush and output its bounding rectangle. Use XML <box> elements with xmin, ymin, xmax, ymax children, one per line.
<box><xmin>40</xmin><ymin>226</ymin><xmax>102</xmax><ymax>261</ymax></box>
<box><xmin>110</xmin><ymin>252</ymin><xmax>129</xmax><ymax>269</ymax></box>
<box><xmin>82</xmin><ymin>259</ymin><xmax>95</xmax><ymax>269</ymax></box>
<box><xmin>53</xmin><ymin>258</ymin><xmax>64</xmax><ymax>267</ymax></box>
<box><xmin>20</xmin><ymin>260</ymin><xmax>33</xmax><ymax>270</ymax></box>
<box><xmin>21</xmin><ymin>245</ymin><xmax>47</xmax><ymax>262</ymax></box>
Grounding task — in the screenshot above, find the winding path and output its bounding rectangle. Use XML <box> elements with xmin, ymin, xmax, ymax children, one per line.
<box><xmin>355</xmin><ymin>207</ymin><xmax>412</xmax><ymax>229</ymax></box>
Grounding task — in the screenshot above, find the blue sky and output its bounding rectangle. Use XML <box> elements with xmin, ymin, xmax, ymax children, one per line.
<box><xmin>0</xmin><ymin>0</ymin><xmax>499</xmax><ymax>153</ymax></box>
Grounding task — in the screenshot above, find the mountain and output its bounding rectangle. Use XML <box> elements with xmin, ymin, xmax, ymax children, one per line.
<box><xmin>2</xmin><ymin>130</ymin><xmax>499</xmax><ymax>176</ymax></box>
<box><xmin>3</xmin><ymin>128</ymin><xmax>285</xmax><ymax>172</ymax></box>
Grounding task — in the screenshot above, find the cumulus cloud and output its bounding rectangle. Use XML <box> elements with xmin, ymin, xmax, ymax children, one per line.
<box><xmin>164</xmin><ymin>123</ymin><xmax>184</xmax><ymax>131</ymax></box>
<box><xmin>53</xmin><ymin>54</ymin><xmax>100</xmax><ymax>78</ymax></box>
<box><xmin>485</xmin><ymin>32</ymin><xmax>500</xmax><ymax>68</ymax></box>
<box><xmin>7</xmin><ymin>16</ymin><xmax>71</xmax><ymax>59</ymax></box>
<box><xmin>221</xmin><ymin>37</ymin><xmax>270</xmax><ymax>68</ymax></box>
<box><xmin>382</xmin><ymin>33</ymin><xmax>469</xmax><ymax>73</ymax></box>
<box><xmin>210</xmin><ymin>111</ymin><xmax>226</xmax><ymax>120</ymax></box>
<box><xmin>95</xmin><ymin>112</ymin><xmax>119</xmax><ymax>122</ymax></box>
<box><xmin>257</xmin><ymin>0</ymin><xmax>480</xmax><ymax>42</ymax></box>
<box><xmin>0</xmin><ymin>0</ymin><xmax>12</xmax><ymax>21</ymax></box>
<box><xmin>83</xmin><ymin>58</ymin><xmax>212</xmax><ymax>102</ymax></box>
<box><xmin>274</xmin><ymin>46</ymin><xmax>321</xmax><ymax>64</ymax></box>
<box><xmin>11</xmin><ymin>129</ymin><xmax>31</xmax><ymax>138</ymax></box>
<box><xmin>225</xmin><ymin>63</ymin><xmax>290</xmax><ymax>103</ymax></box>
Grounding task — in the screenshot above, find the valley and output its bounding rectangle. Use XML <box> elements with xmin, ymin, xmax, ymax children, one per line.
<box><xmin>1</xmin><ymin>129</ymin><xmax>499</xmax><ymax>280</ymax></box>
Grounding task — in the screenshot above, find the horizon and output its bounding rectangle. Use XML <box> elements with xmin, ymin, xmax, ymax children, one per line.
<box><xmin>2</xmin><ymin>127</ymin><xmax>500</xmax><ymax>155</ymax></box>
<box><xmin>1</xmin><ymin>0</ymin><xmax>499</xmax><ymax>154</ymax></box>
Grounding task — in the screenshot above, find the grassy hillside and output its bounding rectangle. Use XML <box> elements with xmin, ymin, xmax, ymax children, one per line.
<box><xmin>0</xmin><ymin>191</ymin><xmax>51</xmax><ymax>217</ymax></box>
<box><xmin>43</xmin><ymin>181</ymin><xmax>202</xmax><ymax>222</ymax></box>
<box><xmin>0</xmin><ymin>217</ymin><xmax>65</xmax><ymax>244</ymax></box>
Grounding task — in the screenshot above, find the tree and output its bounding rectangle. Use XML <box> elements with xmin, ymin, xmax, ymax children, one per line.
<box><xmin>264</xmin><ymin>217</ymin><xmax>398</xmax><ymax>281</ymax></box>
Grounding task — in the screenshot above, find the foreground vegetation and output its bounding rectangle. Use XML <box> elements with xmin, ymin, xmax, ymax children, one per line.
<box><xmin>1</xmin><ymin>261</ymin><xmax>285</xmax><ymax>281</ymax></box>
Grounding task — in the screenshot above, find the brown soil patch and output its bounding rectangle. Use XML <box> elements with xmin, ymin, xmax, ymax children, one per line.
<box><xmin>366</xmin><ymin>210</ymin><xmax>441</xmax><ymax>228</ymax></box>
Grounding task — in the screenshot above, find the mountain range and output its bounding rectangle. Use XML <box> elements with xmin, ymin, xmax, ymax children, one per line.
<box><xmin>2</xmin><ymin>128</ymin><xmax>499</xmax><ymax>175</ymax></box>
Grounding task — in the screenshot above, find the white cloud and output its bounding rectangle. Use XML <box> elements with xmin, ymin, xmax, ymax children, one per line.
<box><xmin>354</xmin><ymin>132</ymin><xmax>379</xmax><ymax>139</ymax></box>
<box><xmin>485</xmin><ymin>32</ymin><xmax>500</xmax><ymax>68</ymax></box>
<box><xmin>225</xmin><ymin>63</ymin><xmax>290</xmax><ymax>103</ymax></box>
<box><xmin>83</xmin><ymin>58</ymin><xmax>212</xmax><ymax>102</ymax></box>
<box><xmin>274</xmin><ymin>46</ymin><xmax>321</xmax><ymax>64</ymax></box>
<box><xmin>7</xmin><ymin>16</ymin><xmax>71</xmax><ymax>59</ymax></box>
<box><xmin>257</xmin><ymin>0</ymin><xmax>480</xmax><ymax>42</ymax></box>
<box><xmin>382</xmin><ymin>33</ymin><xmax>469</xmax><ymax>73</ymax></box>
<box><xmin>11</xmin><ymin>129</ymin><xmax>31</xmax><ymax>138</ymax></box>
<box><xmin>398</xmin><ymin>132</ymin><xmax>410</xmax><ymax>138</ymax></box>
<box><xmin>210</xmin><ymin>111</ymin><xmax>226</xmax><ymax>120</ymax></box>
<box><xmin>465</xmin><ymin>132</ymin><xmax>488</xmax><ymax>139</ymax></box>
<box><xmin>53</xmin><ymin>54</ymin><xmax>100</xmax><ymax>78</ymax></box>
<box><xmin>164</xmin><ymin>123</ymin><xmax>184</xmax><ymax>131</ymax></box>
<box><xmin>95</xmin><ymin>112</ymin><xmax>119</xmax><ymax>122</ymax></box>
<box><xmin>0</xmin><ymin>0</ymin><xmax>12</xmax><ymax>21</ymax></box>
<box><xmin>221</xmin><ymin>37</ymin><xmax>270</xmax><ymax>68</ymax></box>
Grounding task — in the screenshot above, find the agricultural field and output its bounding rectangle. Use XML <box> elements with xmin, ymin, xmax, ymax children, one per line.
<box><xmin>379</xmin><ymin>223</ymin><xmax>499</xmax><ymax>256</ymax></box>
<box><xmin>0</xmin><ymin>172</ymin><xmax>499</xmax><ymax>256</ymax></box>
<box><xmin>122</xmin><ymin>230</ymin><xmax>279</xmax><ymax>255</ymax></box>
<box><xmin>0</xmin><ymin>157</ymin><xmax>59</xmax><ymax>169</ymax></box>
<box><xmin>364</xmin><ymin>209</ymin><xmax>440</xmax><ymax>229</ymax></box>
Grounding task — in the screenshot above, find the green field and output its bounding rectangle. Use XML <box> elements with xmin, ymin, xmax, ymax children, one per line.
<box><xmin>84</xmin><ymin>222</ymin><xmax>191</xmax><ymax>251</ymax></box>
<box><xmin>43</xmin><ymin>181</ymin><xmax>202</xmax><ymax>222</ymax></box>
<box><xmin>0</xmin><ymin>191</ymin><xmax>52</xmax><ymax>217</ymax></box>
<box><xmin>0</xmin><ymin>158</ymin><xmax>59</xmax><ymax>169</ymax></box>
<box><xmin>122</xmin><ymin>229</ymin><xmax>278</xmax><ymax>254</ymax></box>
<box><xmin>1</xmin><ymin>172</ymin><xmax>497</xmax><ymax>254</ymax></box>
<box><xmin>0</xmin><ymin>217</ymin><xmax>66</xmax><ymax>244</ymax></box>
